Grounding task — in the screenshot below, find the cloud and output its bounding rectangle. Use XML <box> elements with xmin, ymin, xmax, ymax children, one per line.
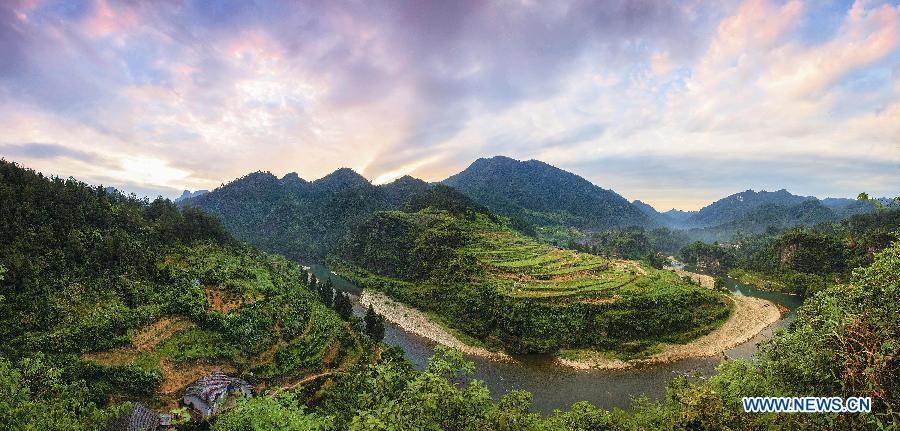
<box><xmin>0</xmin><ymin>0</ymin><xmax>896</xmax><ymax>208</ymax></box>
<box><xmin>0</xmin><ymin>142</ymin><xmax>104</xmax><ymax>163</ymax></box>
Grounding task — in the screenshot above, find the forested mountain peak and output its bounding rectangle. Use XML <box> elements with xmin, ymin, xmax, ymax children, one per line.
<box><xmin>402</xmin><ymin>184</ymin><xmax>499</xmax><ymax>222</ymax></box>
<box><xmin>380</xmin><ymin>175</ymin><xmax>432</xmax><ymax>204</ymax></box>
<box><xmin>683</xmin><ymin>189</ymin><xmax>816</xmax><ymax>228</ymax></box>
<box><xmin>663</xmin><ymin>208</ymin><xmax>695</xmax><ymax>221</ymax></box>
<box><xmin>212</xmin><ymin>170</ymin><xmax>281</xmax><ymax>194</ymax></box>
<box><xmin>632</xmin><ymin>200</ymin><xmax>660</xmax><ymax>215</ymax></box>
<box><xmin>183</xmin><ymin>167</ymin><xmax>430</xmax><ymax>261</ymax></box>
<box><xmin>443</xmin><ymin>155</ymin><xmax>651</xmax><ymax>229</ymax></box>
<box><xmin>241</xmin><ymin>170</ymin><xmax>279</xmax><ymax>182</ymax></box>
<box><xmin>313</xmin><ymin>167</ymin><xmax>370</xmax><ymax>190</ymax></box>
<box><xmin>280</xmin><ymin>172</ymin><xmax>308</xmax><ymax>188</ymax></box>
<box><xmin>387</xmin><ymin>174</ymin><xmax>429</xmax><ymax>188</ymax></box>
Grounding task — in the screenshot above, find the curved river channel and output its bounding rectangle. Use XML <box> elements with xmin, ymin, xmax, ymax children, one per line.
<box><xmin>309</xmin><ymin>265</ymin><xmax>804</xmax><ymax>414</ymax></box>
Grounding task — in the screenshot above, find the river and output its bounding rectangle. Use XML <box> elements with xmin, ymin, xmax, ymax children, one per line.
<box><xmin>309</xmin><ymin>264</ymin><xmax>803</xmax><ymax>415</ymax></box>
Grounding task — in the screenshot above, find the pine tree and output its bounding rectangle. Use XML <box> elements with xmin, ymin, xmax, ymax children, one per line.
<box><xmin>319</xmin><ymin>278</ymin><xmax>334</xmax><ymax>307</ymax></box>
<box><xmin>364</xmin><ymin>305</ymin><xmax>385</xmax><ymax>341</ymax></box>
<box><xmin>334</xmin><ymin>292</ymin><xmax>353</xmax><ymax>321</ymax></box>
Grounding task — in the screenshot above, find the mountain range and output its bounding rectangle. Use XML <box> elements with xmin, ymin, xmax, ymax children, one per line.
<box><xmin>442</xmin><ymin>156</ymin><xmax>651</xmax><ymax>229</ymax></box>
<box><xmin>181</xmin><ymin>155</ymin><xmax>877</xmax><ymax>261</ymax></box>
<box><xmin>174</xmin><ymin>189</ymin><xmax>209</xmax><ymax>203</ymax></box>
<box><xmin>183</xmin><ymin>168</ymin><xmax>430</xmax><ymax>261</ymax></box>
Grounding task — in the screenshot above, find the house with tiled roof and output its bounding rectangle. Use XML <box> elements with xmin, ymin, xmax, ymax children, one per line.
<box><xmin>182</xmin><ymin>371</ymin><xmax>252</xmax><ymax>418</ymax></box>
<box><xmin>105</xmin><ymin>403</ymin><xmax>171</xmax><ymax>431</ymax></box>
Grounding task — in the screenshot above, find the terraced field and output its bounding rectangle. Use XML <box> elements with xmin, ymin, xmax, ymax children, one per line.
<box><xmin>467</xmin><ymin>228</ymin><xmax>668</xmax><ymax>301</ymax></box>
<box><xmin>336</xmin><ymin>209</ymin><xmax>733</xmax><ymax>355</ymax></box>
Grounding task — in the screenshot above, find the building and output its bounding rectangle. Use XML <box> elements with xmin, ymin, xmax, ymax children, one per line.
<box><xmin>105</xmin><ymin>403</ymin><xmax>171</xmax><ymax>431</ymax></box>
<box><xmin>182</xmin><ymin>371</ymin><xmax>253</xmax><ymax>418</ymax></box>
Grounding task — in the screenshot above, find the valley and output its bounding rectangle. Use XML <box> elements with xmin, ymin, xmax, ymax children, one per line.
<box><xmin>331</xmin><ymin>204</ymin><xmax>733</xmax><ymax>359</ymax></box>
<box><xmin>308</xmin><ymin>262</ymin><xmax>800</xmax><ymax>414</ymax></box>
<box><xmin>2</xmin><ymin>158</ymin><xmax>896</xmax><ymax>429</ymax></box>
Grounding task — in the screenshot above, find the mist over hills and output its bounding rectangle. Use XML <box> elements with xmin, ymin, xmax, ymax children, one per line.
<box><xmin>182</xmin><ymin>155</ymin><xmax>878</xmax><ymax>261</ymax></box>
<box><xmin>635</xmin><ymin>189</ymin><xmax>876</xmax><ymax>232</ymax></box>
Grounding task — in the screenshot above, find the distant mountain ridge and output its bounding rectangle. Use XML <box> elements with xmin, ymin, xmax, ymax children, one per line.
<box><xmin>182</xmin><ymin>169</ymin><xmax>430</xmax><ymax>261</ymax></box>
<box><xmin>682</xmin><ymin>189</ymin><xmax>813</xmax><ymax>228</ymax></box>
<box><xmin>183</xmin><ymin>156</ymin><xmax>879</xmax><ymax>262</ymax></box>
<box><xmin>631</xmin><ymin>189</ymin><xmax>876</xmax><ymax>241</ymax></box>
<box><xmin>442</xmin><ymin>156</ymin><xmax>651</xmax><ymax>230</ymax></box>
<box><xmin>174</xmin><ymin>189</ymin><xmax>209</xmax><ymax>203</ymax></box>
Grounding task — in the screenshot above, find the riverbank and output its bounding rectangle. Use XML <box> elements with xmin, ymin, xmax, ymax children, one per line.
<box><xmin>361</xmin><ymin>288</ymin><xmax>782</xmax><ymax>370</ymax></box>
<box><xmin>557</xmin><ymin>294</ymin><xmax>783</xmax><ymax>370</ymax></box>
<box><xmin>358</xmin><ymin>290</ymin><xmax>510</xmax><ymax>360</ymax></box>
<box><xmin>665</xmin><ymin>266</ymin><xmax>715</xmax><ymax>288</ymax></box>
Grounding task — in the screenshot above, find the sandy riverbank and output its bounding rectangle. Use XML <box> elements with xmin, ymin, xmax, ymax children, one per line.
<box><xmin>361</xmin><ymin>288</ymin><xmax>782</xmax><ymax>370</ymax></box>
<box><xmin>358</xmin><ymin>290</ymin><xmax>510</xmax><ymax>360</ymax></box>
<box><xmin>665</xmin><ymin>266</ymin><xmax>716</xmax><ymax>288</ymax></box>
<box><xmin>557</xmin><ymin>295</ymin><xmax>783</xmax><ymax>370</ymax></box>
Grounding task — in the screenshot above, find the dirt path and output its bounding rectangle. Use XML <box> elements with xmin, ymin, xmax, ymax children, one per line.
<box><xmin>557</xmin><ymin>295</ymin><xmax>783</xmax><ymax>370</ymax></box>
<box><xmin>359</xmin><ymin>290</ymin><xmax>509</xmax><ymax>361</ymax></box>
<box><xmin>268</xmin><ymin>371</ymin><xmax>335</xmax><ymax>397</ymax></box>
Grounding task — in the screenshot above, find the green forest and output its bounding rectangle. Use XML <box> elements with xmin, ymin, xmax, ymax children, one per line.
<box><xmin>1</xmin><ymin>159</ymin><xmax>897</xmax><ymax>430</ymax></box>
<box><xmin>677</xmin><ymin>209</ymin><xmax>900</xmax><ymax>295</ymax></box>
<box><xmin>330</xmin><ymin>189</ymin><xmax>730</xmax><ymax>357</ymax></box>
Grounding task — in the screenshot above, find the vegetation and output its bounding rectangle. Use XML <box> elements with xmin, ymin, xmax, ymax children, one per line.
<box><xmin>182</xmin><ymin>169</ymin><xmax>431</xmax><ymax>262</ymax></box>
<box><xmin>0</xmin><ymin>160</ymin><xmax>372</xmax><ymax>419</ymax></box>
<box><xmin>3</xmin><ymin>159</ymin><xmax>897</xmax><ymax>430</ymax></box>
<box><xmin>189</xmin><ymin>236</ymin><xmax>900</xmax><ymax>429</ymax></box>
<box><xmin>364</xmin><ymin>305</ymin><xmax>386</xmax><ymax>342</ymax></box>
<box><xmin>332</xmin><ymin>192</ymin><xmax>730</xmax><ymax>356</ymax></box>
<box><xmin>678</xmin><ymin>208</ymin><xmax>900</xmax><ymax>295</ymax></box>
<box><xmin>561</xmin><ymin>227</ymin><xmax>690</xmax><ymax>262</ymax></box>
<box><xmin>442</xmin><ymin>155</ymin><xmax>651</xmax><ymax>230</ymax></box>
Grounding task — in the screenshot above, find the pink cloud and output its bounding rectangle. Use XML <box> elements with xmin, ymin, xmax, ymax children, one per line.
<box><xmin>762</xmin><ymin>0</ymin><xmax>899</xmax><ymax>99</ymax></box>
<box><xmin>84</xmin><ymin>0</ymin><xmax>138</xmax><ymax>38</ymax></box>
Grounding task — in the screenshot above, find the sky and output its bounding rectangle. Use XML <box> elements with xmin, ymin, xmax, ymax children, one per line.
<box><xmin>0</xmin><ymin>0</ymin><xmax>897</xmax><ymax>210</ymax></box>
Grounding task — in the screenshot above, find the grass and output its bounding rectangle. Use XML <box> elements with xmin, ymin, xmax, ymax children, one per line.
<box><xmin>460</xmin><ymin>227</ymin><xmax>668</xmax><ymax>300</ymax></box>
<box><xmin>336</xmin><ymin>210</ymin><xmax>734</xmax><ymax>356</ymax></box>
<box><xmin>727</xmin><ymin>268</ymin><xmax>788</xmax><ymax>291</ymax></box>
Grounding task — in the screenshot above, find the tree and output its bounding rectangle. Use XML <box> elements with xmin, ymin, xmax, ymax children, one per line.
<box><xmin>644</xmin><ymin>252</ymin><xmax>667</xmax><ymax>269</ymax></box>
<box><xmin>318</xmin><ymin>278</ymin><xmax>334</xmax><ymax>308</ymax></box>
<box><xmin>0</xmin><ymin>355</ymin><xmax>115</xmax><ymax>430</ymax></box>
<box><xmin>714</xmin><ymin>277</ymin><xmax>726</xmax><ymax>291</ymax></box>
<box><xmin>333</xmin><ymin>292</ymin><xmax>353</xmax><ymax>321</ymax></box>
<box><xmin>211</xmin><ymin>393</ymin><xmax>330</xmax><ymax>431</ymax></box>
<box><xmin>858</xmin><ymin>191</ymin><xmax>884</xmax><ymax>209</ymax></box>
<box><xmin>364</xmin><ymin>305</ymin><xmax>385</xmax><ymax>341</ymax></box>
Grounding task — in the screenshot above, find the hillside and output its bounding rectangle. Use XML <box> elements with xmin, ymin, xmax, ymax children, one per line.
<box><xmin>442</xmin><ymin>156</ymin><xmax>651</xmax><ymax>230</ymax></box>
<box><xmin>182</xmin><ymin>169</ymin><xmax>431</xmax><ymax>261</ymax></box>
<box><xmin>630</xmin><ymin>190</ymin><xmax>876</xmax><ymax>243</ymax></box>
<box><xmin>680</xmin><ymin>208</ymin><xmax>900</xmax><ymax>295</ymax></box>
<box><xmin>683</xmin><ymin>189</ymin><xmax>819</xmax><ymax>228</ymax></box>
<box><xmin>330</xmin><ymin>198</ymin><xmax>731</xmax><ymax>356</ymax></box>
<box><xmin>685</xmin><ymin>199</ymin><xmax>851</xmax><ymax>242</ymax></box>
<box><xmin>632</xmin><ymin>200</ymin><xmax>682</xmax><ymax>227</ymax></box>
<box><xmin>0</xmin><ymin>160</ymin><xmax>371</xmax><ymax>413</ymax></box>
<box><xmin>174</xmin><ymin>189</ymin><xmax>208</xmax><ymax>203</ymax></box>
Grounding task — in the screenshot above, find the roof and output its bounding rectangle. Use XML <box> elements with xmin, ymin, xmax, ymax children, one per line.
<box><xmin>105</xmin><ymin>403</ymin><xmax>160</xmax><ymax>431</ymax></box>
<box><xmin>183</xmin><ymin>371</ymin><xmax>252</xmax><ymax>405</ymax></box>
